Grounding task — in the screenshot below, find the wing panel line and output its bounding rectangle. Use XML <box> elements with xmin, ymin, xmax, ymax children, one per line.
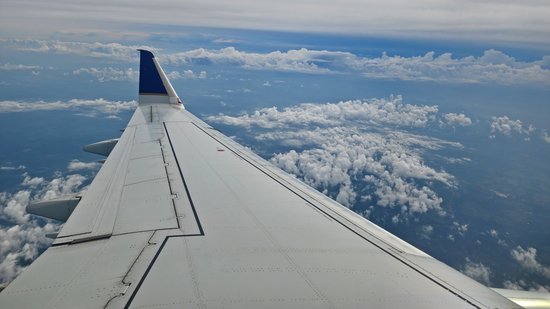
<box><xmin>123</xmin><ymin>234</ymin><xmax>203</xmax><ymax>309</ymax></box>
<box><xmin>163</xmin><ymin>122</ymin><xmax>205</xmax><ymax>236</ymax></box>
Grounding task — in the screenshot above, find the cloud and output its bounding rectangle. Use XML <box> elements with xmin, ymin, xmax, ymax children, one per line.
<box><xmin>4</xmin><ymin>39</ymin><xmax>549</xmax><ymax>85</ymax></box>
<box><xmin>21</xmin><ymin>176</ymin><xmax>44</xmax><ymax>187</ymax></box>
<box><xmin>511</xmin><ymin>246</ymin><xmax>550</xmax><ymax>278</ymax></box>
<box><xmin>462</xmin><ymin>258</ymin><xmax>491</xmax><ymax>285</ymax></box>
<box><xmin>357</xmin><ymin>50</ymin><xmax>550</xmax><ymax>85</ymax></box>
<box><xmin>420</xmin><ymin>225</ymin><xmax>434</xmax><ymax>239</ymax></box>
<box><xmin>542</xmin><ymin>131</ymin><xmax>550</xmax><ymax>144</ymax></box>
<box><xmin>452</xmin><ymin>221</ymin><xmax>468</xmax><ymax>236</ymax></box>
<box><xmin>490</xmin><ymin>116</ymin><xmax>535</xmax><ymax>137</ymax></box>
<box><xmin>67</xmin><ymin>160</ymin><xmax>101</xmax><ymax>171</ymax></box>
<box><xmin>0</xmin><ymin>173</ymin><xmax>87</xmax><ymax>284</ymax></box>
<box><xmin>209</xmin><ymin>97</ymin><xmax>460</xmax><ymax>219</ymax></box>
<box><xmin>266</xmin><ymin>130</ymin><xmax>455</xmax><ymax>214</ymax></box>
<box><xmin>73</xmin><ymin>66</ymin><xmax>206</xmax><ymax>82</ymax></box>
<box><xmin>164</xmin><ymin>47</ymin><xmax>550</xmax><ymax>85</ymax></box>
<box><xmin>503</xmin><ymin>279</ymin><xmax>550</xmax><ymax>293</ymax></box>
<box><xmin>0</xmin><ymin>63</ymin><xmax>42</xmax><ymax>71</ymax></box>
<box><xmin>166</xmin><ymin>47</ymin><xmax>335</xmax><ymax>73</ymax></box>
<box><xmin>443</xmin><ymin>113</ymin><xmax>472</xmax><ymax>127</ymax></box>
<box><xmin>1</xmin><ymin>1</ymin><xmax>550</xmax><ymax>46</ymax></box>
<box><xmin>73</xmin><ymin>67</ymin><xmax>138</xmax><ymax>82</ymax></box>
<box><xmin>3</xmin><ymin>39</ymin><xmax>156</xmax><ymax>61</ymax></box>
<box><xmin>207</xmin><ymin>95</ymin><xmax>439</xmax><ymax>129</ymax></box>
<box><xmin>166</xmin><ymin>70</ymin><xmax>207</xmax><ymax>80</ymax></box>
<box><xmin>0</xmin><ymin>98</ymin><xmax>137</xmax><ymax>116</ymax></box>
<box><xmin>0</xmin><ymin>165</ymin><xmax>26</xmax><ymax>171</ymax></box>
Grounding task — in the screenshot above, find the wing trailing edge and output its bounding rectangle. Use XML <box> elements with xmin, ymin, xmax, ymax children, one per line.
<box><xmin>138</xmin><ymin>49</ymin><xmax>181</xmax><ymax>106</ymax></box>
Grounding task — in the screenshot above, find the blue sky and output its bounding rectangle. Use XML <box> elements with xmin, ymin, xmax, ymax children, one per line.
<box><xmin>1</xmin><ymin>0</ymin><xmax>550</xmax><ymax>292</ymax></box>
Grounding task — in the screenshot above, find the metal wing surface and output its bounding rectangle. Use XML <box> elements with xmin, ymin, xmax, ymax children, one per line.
<box><xmin>0</xmin><ymin>50</ymin><xmax>523</xmax><ymax>308</ymax></box>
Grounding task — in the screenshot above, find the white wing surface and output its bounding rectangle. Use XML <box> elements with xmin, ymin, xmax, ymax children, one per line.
<box><xmin>0</xmin><ymin>50</ymin><xmax>523</xmax><ymax>308</ymax></box>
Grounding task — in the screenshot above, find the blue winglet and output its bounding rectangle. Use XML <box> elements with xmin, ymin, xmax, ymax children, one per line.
<box><xmin>138</xmin><ymin>49</ymin><xmax>168</xmax><ymax>95</ymax></box>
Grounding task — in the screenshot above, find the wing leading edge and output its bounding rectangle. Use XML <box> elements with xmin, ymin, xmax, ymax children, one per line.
<box><xmin>0</xmin><ymin>50</ymin><xmax>526</xmax><ymax>308</ymax></box>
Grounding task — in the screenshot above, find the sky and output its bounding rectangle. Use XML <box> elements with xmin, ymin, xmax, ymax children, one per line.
<box><xmin>1</xmin><ymin>0</ymin><xmax>550</xmax><ymax>293</ymax></box>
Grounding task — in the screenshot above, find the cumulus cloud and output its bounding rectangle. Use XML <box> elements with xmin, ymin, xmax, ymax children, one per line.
<box><xmin>208</xmin><ymin>95</ymin><xmax>438</xmax><ymax>129</ymax></box>
<box><xmin>542</xmin><ymin>131</ymin><xmax>550</xmax><ymax>144</ymax></box>
<box><xmin>73</xmin><ymin>67</ymin><xmax>138</xmax><ymax>82</ymax></box>
<box><xmin>73</xmin><ymin>67</ymin><xmax>206</xmax><ymax>82</ymax></box>
<box><xmin>0</xmin><ymin>63</ymin><xmax>42</xmax><ymax>71</ymax></box>
<box><xmin>166</xmin><ymin>47</ymin><xmax>335</xmax><ymax>73</ymax></box>
<box><xmin>267</xmin><ymin>130</ymin><xmax>454</xmax><ymax>214</ymax></box>
<box><xmin>164</xmin><ymin>47</ymin><xmax>550</xmax><ymax>85</ymax></box>
<box><xmin>462</xmin><ymin>258</ymin><xmax>491</xmax><ymax>285</ymax></box>
<box><xmin>452</xmin><ymin>221</ymin><xmax>468</xmax><ymax>236</ymax></box>
<box><xmin>3</xmin><ymin>39</ymin><xmax>155</xmax><ymax>61</ymax></box>
<box><xmin>4</xmin><ymin>39</ymin><xmax>549</xmax><ymax>85</ymax></box>
<box><xmin>490</xmin><ymin>116</ymin><xmax>532</xmax><ymax>136</ymax></box>
<box><xmin>67</xmin><ymin>160</ymin><xmax>101</xmax><ymax>171</ymax></box>
<box><xmin>0</xmin><ymin>173</ymin><xmax>87</xmax><ymax>284</ymax></box>
<box><xmin>21</xmin><ymin>175</ymin><xmax>45</xmax><ymax>187</ymax></box>
<box><xmin>443</xmin><ymin>113</ymin><xmax>472</xmax><ymax>127</ymax></box>
<box><xmin>209</xmin><ymin>97</ymin><xmax>460</xmax><ymax>219</ymax></box>
<box><xmin>0</xmin><ymin>165</ymin><xmax>26</xmax><ymax>171</ymax></box>
<box><xmin>166</xmin><ymin>69</ymin><xmax>207</xmax><ymax>80</ymax></box>
<box><xmin>0</xmin><ymin>98</ymin><xmax>137</xmax><ymax>116</ymax></box>
<box><xmin>511</xmin><ymin>246</ymin><xmax>550</xmax><ymax>278</ymax></box>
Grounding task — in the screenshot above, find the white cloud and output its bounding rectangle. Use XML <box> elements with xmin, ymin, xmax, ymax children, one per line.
<box><xmin>503</xmin><ymin>279</ymin><xmax>550</xmax><ymax>293</ymax></box>
<box><xmin>166</xmin><ymin>69</ymin><xmax>207</xmax><ymax>80</ymax></box>
<box><xmin>511</xmin><ymin>246</ymin><xmax>550</xmax><ymax>278</ymax></box>
<box><xmin>166</xmin><ymin>47</ymin><xmax>335</xmax><ymax>73</ymax></box>
<box><xmin>267</xmin><ymin>130</ymin><xmax>454</xmax><ymax>213</ymax></box>
<box><xmin>420</xmin><ymin>225</ymin><xmax>434</xmax><ymax>239</ymax></box>
<box><xmin>0</xmin><ymin>98</ymin><xmax>137</xmax><ymax>116</ymax></box>
<box><xmin>3</xmin><ymin>39</ymin><xmax>155</xmax><ymax>61</ymax></box>
<box><xmin>21</xmin><ymin>176</ymin><xmax>44</xmax><ymax>187</ymax></box>
<box><xmin>0</xmin><ymin>165</ymin><xmax>26</xmax><ymax>171</ymax></box>
<box><xmin>73</xmin><ymin>67</ymin><xmax>138</xmax><ymax>82</ymax></box>
<box><xmin>73</xmin><ymin>66</ymin><xmax>206</xmax><ymax>82</ymax></box>
<box><xmin>453</xmin><ymin>221</ymin><xmax>468</xmax><ymax>236</ymax></box>
<box><xmin>164</xmin><ymin>47</ymin><xmax>550</xmax><ymax>85</ymax></box>
<box><xmin>67</xmin><ymin>160</ymin><xmax>101</xmax><ymax>171</ymax></box>
<box><xmin>542</xmin><ymin>131</ymin><xmax>550</xmax><ymax>144</ymax></box>
<box><xmin>1</xmin><ymin>1</ymin><xmax>550</xmax><ymax>46</ymax></box>
<box><xmin>443</xmin><ymin>113</ymin><xmax>472</xmax><ymax>127</ymax></box>
<box><xmin>0</xmin><ymin>63</ymin><xmax>42</xmax><ymax>71</ymax></box>
<box><xmin>462</xmin><ymin>258</ymin><xmax>491</xmax><ymax>285</ymax></box>
<box><xmin>0</xmin><ymin>173</ymin><xmax>88</xmax><ymax>284</ymax></box>
<box><xmin>208</xmin><ymin>96</ymin><xmax>439</xmax><ymax>129</ymax></box>
<box><xmin>490</xmin><ymin>116</ymin><xmax>534</xmax><ymax>137</ymax></box>
<box><xmin>4</xmin><ymin>39</ymin><xmax>549</xmax><ymax>85</ymax></box>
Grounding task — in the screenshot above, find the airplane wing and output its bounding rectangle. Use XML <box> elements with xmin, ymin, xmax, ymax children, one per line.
<box><xmin>0</xmin><ymin>50</ymin><xmax>535</xmax><ymax>308</ymax></box>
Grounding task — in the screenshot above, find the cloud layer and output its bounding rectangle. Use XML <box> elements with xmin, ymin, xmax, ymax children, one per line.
<box><xmin>167</xmin><ymin>47</ymin><xmax>550</xmax><ymax>85</ymax></box>
<box><xmin>0</xmin><ymin>98</ymin><xmax>137</xmax><ymax>116</ymax></box>
<box><xmin>72</xmin><ymin>67</ymin><xmax>207</xmax><ymax>82</ymax></box>
<box><xmin>1</xmin><ymin>1</ymin><xmax>550</xmax><ymax>45</ymax></box>
<box><xmin>5</xmin><ymin>40</ymin><xmax>550</xmax><ymax>86</ymax></box>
